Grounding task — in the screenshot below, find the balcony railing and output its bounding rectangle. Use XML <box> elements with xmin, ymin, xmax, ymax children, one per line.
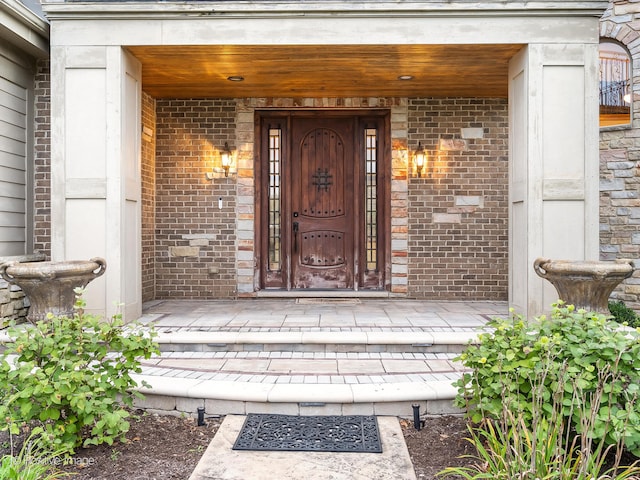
<box><xmin>600</xmin><ymin>56</ymin><xmax>630</xmax><ymax>114</ymax></box>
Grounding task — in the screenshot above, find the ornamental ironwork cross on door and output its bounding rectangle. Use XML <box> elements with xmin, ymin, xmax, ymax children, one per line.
<box><xmin>312</xmin><ymin>168</ymin><xmax>333</xmax><ymax>192</ymax></box>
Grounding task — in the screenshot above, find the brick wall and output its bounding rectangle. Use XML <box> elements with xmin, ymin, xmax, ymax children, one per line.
<box><xmin>234</xmin><ymin>97</ymin><xmax>409</xmax><ymax>295</ymax></box>
<box><xmin>151</xmin><ymin>96</ymin><xmax>508</xmax><ymax>300</ymax></box>
<box><xmin>407</xmin><ymin>98</ymin><xmax>509</xmax><ymax>300</ymax></box>
<box><xmin>600</xmin><ymin>2</ymin><xmax>640</xmax><ymax>311</ymax></box>
<box><xmin>154</xmin><ymin>99</ymin><xmax>237</xmax><ymax>299</ymax></box>
<box><xmin>141</xmin><ymin>92</ymin><xmax>156</xmax><ymax>302</ymax></box>
<box><xmin>34</xmin><ymin>59</ymin><xmax>51</xmax><ymax>259</ymax></box>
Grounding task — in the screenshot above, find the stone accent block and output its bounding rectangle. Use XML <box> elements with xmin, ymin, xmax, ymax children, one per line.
<box><xmin>438</xmin><ymin>138</ymin><xmax>468</xmax><ymax>151</ymax></box>
<box><xmin>374</xmin><ymin>401</ymin><xmax>422</xmax><ymax>417</ymax></box>
<box><xmin>608</xmin><ymin>161</ymin><xmax>636</xmax><ymax>170</ymax></box>
<box><xmin>0</xmin><ymin>290</ymin><xmax>10</xmax><ymax>304</ymax></box>
<box><xmin>432</xmin><ymin>213</ymin><xmax>462</xmax><ymax>224</ymax></box>
<box><xmin>175</xmin><ymin>397</ymin><xmax>205</xmax><ymax>413</ymax></box>
<box><xmin>169</xmin><ymin>246</ymin><xmax>200</xmax><ymax>257</ymax></box>
<box><xmin>426</xmin><ymin>399</ymin><xmax>465</xmax><ymax>415</ymax></box>
<box><xmin>189</xmin><ymin>239</ymin><xmax>210</xmax><ymax>247</ymax></box>
<box><xmin>460</xmin><ymin>127</ymin><xmax>484</xmax><ymax>139</ymax></box>
<box><xmin>243</xmin><ymin>402</ymin><xmax>299</xmax><ymax>415</ymax></box>
<box><xmin>182</xmin><ymin>234</ymin><xmax>218</xmax><ymax>240</ymax></box>
<box><xmin>447</xmin><ymin>206</ymin><xmax>476</xmax><ymax>214</ymax></box>
<box><xmin>298</xmin><ymin>403</ymin><xmax>343</xmax><ymax>416</ymax></box>
<box><xmin>133</xmin><ymin>393</ymin><xmax>177</xmax><ymax>412</ymax></box>
<box><xmin>0</xmin><ymin>284</ymin><xmax>28</xmax><ymax>325</ymax></box>
<box><xmin>600</xmin><ymin>178</ymin><xmax>625</xmax><ymax>191</ymax></box>
<box><xmin>205</xmin><ymin>399</ymin><xmax>247</xmax><ymax>415</ymax></box>
<box><xmin>455</xmin><ymin>195</ymin><xmax>484</xmax><ymax>207</ymax></box>
<box><xmin>341</xmin><ymin>402</ymin><xmax>374</xmax><ymax>416</ymax></box>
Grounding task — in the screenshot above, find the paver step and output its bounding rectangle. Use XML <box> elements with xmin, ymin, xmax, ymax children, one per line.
<box><xmin>131</xmin><ymin>370</ymin><xmax>464</xmax><ymax>418</ymax></box>
<box><xmin>2</xmin><ymin>298</ymin><xmax>503</xmax><ymax>418</ymax></box>
<box><xmin>131</xmin><ymin>346</ymin><xmax>469</xmax><ymax>417</ymax></box>
<box><xmin>140</xmin><ymin>351</ymin><xmax>464</xmax><ymax>379</ymax></box>
<box><xmin>154</xmin><ymin>329</ymin><xmax>481</xmax><ymax>353</ymax></box>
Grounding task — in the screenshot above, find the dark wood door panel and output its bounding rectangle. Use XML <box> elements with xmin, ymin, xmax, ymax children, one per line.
<box><xmin>291</xmin><ymin>118</ymin><xmax>354</xmax><ymax>289</ymax></box>
<box><xmin>256</xmin><ymin>110</ymin><xmax>389</xmax><ymax>292</ymax></box>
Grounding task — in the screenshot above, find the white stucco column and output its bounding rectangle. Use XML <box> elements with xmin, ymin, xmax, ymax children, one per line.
<box><xmin>508</xmin><ymin>42</ymin><xmax>600</xmax><ymax>318</ymax></box>
<box><xmin>50</xmin><ymin>46</ymin><xmax>142</xmax><ymax>320</ymax></box>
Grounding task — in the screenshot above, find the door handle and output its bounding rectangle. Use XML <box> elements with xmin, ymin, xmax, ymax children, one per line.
<box><xmin>293</xmin><ymin>221</ymin><xmax>299</xmax><ymax>252</ymax></box>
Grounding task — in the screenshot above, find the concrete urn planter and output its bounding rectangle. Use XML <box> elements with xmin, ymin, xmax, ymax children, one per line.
<box><xmin>0</xmin><ymin>258</ymin><xmax>106</xmax><ymax>322</ymax></box>
<box><xmin>533</xmin><ymin>258</ymin><xmax>635</xmax><ymax>314</ymax></box>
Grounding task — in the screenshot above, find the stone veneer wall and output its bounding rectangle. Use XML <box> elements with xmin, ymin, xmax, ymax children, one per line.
<box><xmin>154</xmin><ymin>99</ymin><xmax>237</xmax><ymax>298</ymax></box>
<box><xmin>1</xmin><ymin>60</ymin><xmax>51</xmax><ymax>325</ymax></box>
<box><xmin>141</xmin><ymin>92</ymin><xmax>156</xmax><ymax>302</ymax></box>
<box><xmin>0</xmin><ymin>284</ymin><xmax>28</xmax><ymax>327</ymax></box>
<box><xmin>407</xmin><ymin>98</ymin><xmax>509</xmax><ymax>300</ymax></box>
<box><xmin>599</xmin><ymin>1</ymin><xmax>640</xmax><ymax>311</ymax></box>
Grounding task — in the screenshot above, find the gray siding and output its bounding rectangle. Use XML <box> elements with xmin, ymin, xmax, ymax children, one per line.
<box><xmin>0</xmin><ymin>44</ymin><xmax>33</xmax><ymax>256</ymax></box>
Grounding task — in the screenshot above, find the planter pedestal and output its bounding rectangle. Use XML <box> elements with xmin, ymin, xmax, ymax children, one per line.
<box><xmin>533</xmin><ymin>258</ymin><xmax>634</xmax><ymax>314</ymax></box>
<box><xmin>0</xmin><ymin>258</ymin><xmax>106</xmax><ymax>322</ymax></box>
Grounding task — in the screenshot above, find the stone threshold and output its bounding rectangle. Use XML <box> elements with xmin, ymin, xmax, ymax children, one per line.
<box><xmin>254</xmin><ymin>290</ymin><xmax>393</xmax><ymax>298</ymax></box>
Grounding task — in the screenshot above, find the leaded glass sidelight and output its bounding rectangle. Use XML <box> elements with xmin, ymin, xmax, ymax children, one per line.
<box><xmin>268</xmin><ymin>128</ymin><xmax>282</xmax><ymax>272</ymax></box>
<box><xmin>365</xmin><ymin>128</ymin><xmax>377</xmax><ymax>272</ymax></box>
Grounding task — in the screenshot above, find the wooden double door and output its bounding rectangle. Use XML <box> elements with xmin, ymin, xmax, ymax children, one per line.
<box><xmin>257</xmin><ymin>110</ymin><xmax>389</xmax><ymax>291</ymax></box>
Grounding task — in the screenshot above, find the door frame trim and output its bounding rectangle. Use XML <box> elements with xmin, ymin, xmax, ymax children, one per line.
<box><xmin>254</xmin><ymin>109</ymin><xmax>391</xmax><ymax>292</ymax></box>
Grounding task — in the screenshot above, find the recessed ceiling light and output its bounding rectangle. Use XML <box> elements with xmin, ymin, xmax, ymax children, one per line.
<box><xmin>397</xmin><ymin>75</ymin><xmax>414</xmax><ymax>81</ymax></box>
<box><xmin>227</xmin><ymin>76</ymin><xmax>244</xmax><ymax>82</ymax></box>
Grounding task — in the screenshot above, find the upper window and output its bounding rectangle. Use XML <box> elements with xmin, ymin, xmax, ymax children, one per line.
<box><xmin>600</xmin><ymin>40</ymin><xmax>631</xmax><ymax>127</ymax></box>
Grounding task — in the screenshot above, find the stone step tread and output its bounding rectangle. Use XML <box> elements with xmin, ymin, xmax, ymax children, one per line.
<box><xmin>155</xmin><ymin>326</ymin><xmax>483</xmax><ymax>333</ymax></box>
<box><xmin>155</xmin><ymin>329</ymin><xmax>482</xmax><ymax>345</ymax></box>
<box><xmin>139</xmin><ymin>355</ymin><xmax>466</xmax><ymax>379</ymax></box>
<box><xmin>132</xmin><ymin>372</ymin><xmax>462</xmax><ymax>404</ymax></box>
<box><xmin>152</xmin><ymin>351</ymin><xmax>458</xmax><ymax>360</ymax></box>
<box><xmin>138</xmin><ymin>365</ymin><xmax>463</xmax><ymax>384</ymax></box>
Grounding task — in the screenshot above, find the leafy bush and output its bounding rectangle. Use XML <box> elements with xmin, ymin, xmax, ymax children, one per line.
<box><xmin>443</xmin><ymin>361</ymin><xmax>640</xmax><ymax>479</ymax></box>
<box><xmin>0</xmin><ymin>427</ymin><xmax>69</xmax><ymax>480</ymax></box>
<box><xmin>0</xmin><ymin>293</ymin><xmax>159</xmax><ymax>453</ymax></box>
<box><xmin>454</xmin><ymin>303</ymin><xmax>640</xmax><ymax>456</ymax></box>
<box><xmin>439</xmin><ymin>414</ymin><xmax>640</xmax><ymax>480</ymax></box>
<box><xmin>609</xmin><ymin>300</ymin><xmax>640</xmax><ymax>328</ymax></box>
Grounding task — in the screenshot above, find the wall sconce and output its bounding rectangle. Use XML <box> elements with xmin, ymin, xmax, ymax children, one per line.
<box><xmin>414</xmin><ymin>142</ymin><xmax>427</xmax><ymax>178</ymax></box>
<box><xmin>221</xmin><ymin>142</ymin><xmax>232</xmax><ymax>177</ymax></box>
<box><xmin>205</xmin><ymin>141</ymin><xmax>235</xmax><ymax>180</ymax></box>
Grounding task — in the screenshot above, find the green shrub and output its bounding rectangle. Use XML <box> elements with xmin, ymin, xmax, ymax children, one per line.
<box><xmin>439</xmin><ymin>414</ymin><xmax>640</xmax><ymax>480</ymax></box>
<box><xmin>609</xmin><ymin>300</ymin><xmax>640</xmax><ymax>328</ymax></box>
<box><xmin>0</xmin><ymin>293</ymin><xmax>159</xmax><ymax>453</ymax></box>
<box><xmin>443</xmin><ymin>364</ymin><xmax>640</xmax><ymax>479</ymax></box>
<box><xmin>454</xmin><ymin>303</ymin><xmax>640</xmax><ymax>456</ymax></box>
<box><xmin>0</xmin><ymin>427</ymin><xmax>70</xmax><ymax>480</ymax></box>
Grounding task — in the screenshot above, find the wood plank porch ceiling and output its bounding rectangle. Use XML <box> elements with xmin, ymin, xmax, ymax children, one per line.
<box><xmin>127</xmin><ymin>44</ymin><xmax>523</xmax><ymax>99</ymax></box>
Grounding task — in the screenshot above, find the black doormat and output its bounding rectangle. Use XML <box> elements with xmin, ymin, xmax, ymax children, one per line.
<box><xmin>232</xmin><ymin>414</ymin><xmax>382</xmax><ymax>453</ymax></box>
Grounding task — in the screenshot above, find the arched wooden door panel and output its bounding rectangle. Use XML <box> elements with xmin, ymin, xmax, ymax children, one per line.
<box><xmin>257</xmin><ymin>111</ymin><xmax>389</xmax><ymax>292</ymax></box>
<box><xmin>291</xmin><ymin>120</ymin><xmax>355</xmax><ymax>288</ymax></box>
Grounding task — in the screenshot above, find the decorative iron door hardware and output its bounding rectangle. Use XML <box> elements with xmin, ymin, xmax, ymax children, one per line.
<box><xmin>311</xmin><ymin>168</ymin><xmax>333</xmax><ymax>192</ymax></box>
<box><xmin>293</xmin><ymin>221</ymin><xmax>299</xmax><ymax>252</ymax></box>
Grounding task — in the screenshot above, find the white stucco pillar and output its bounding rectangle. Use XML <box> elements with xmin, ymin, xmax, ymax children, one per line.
<box><xmin>50</xmin><ymin>46</ymin><xmax>142</xmax><ymax>320</ymax></box>
<box><xmin>508</xmin><ymin>43</ymin><xmax>600</xmax><ymax>318</ymax></box>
